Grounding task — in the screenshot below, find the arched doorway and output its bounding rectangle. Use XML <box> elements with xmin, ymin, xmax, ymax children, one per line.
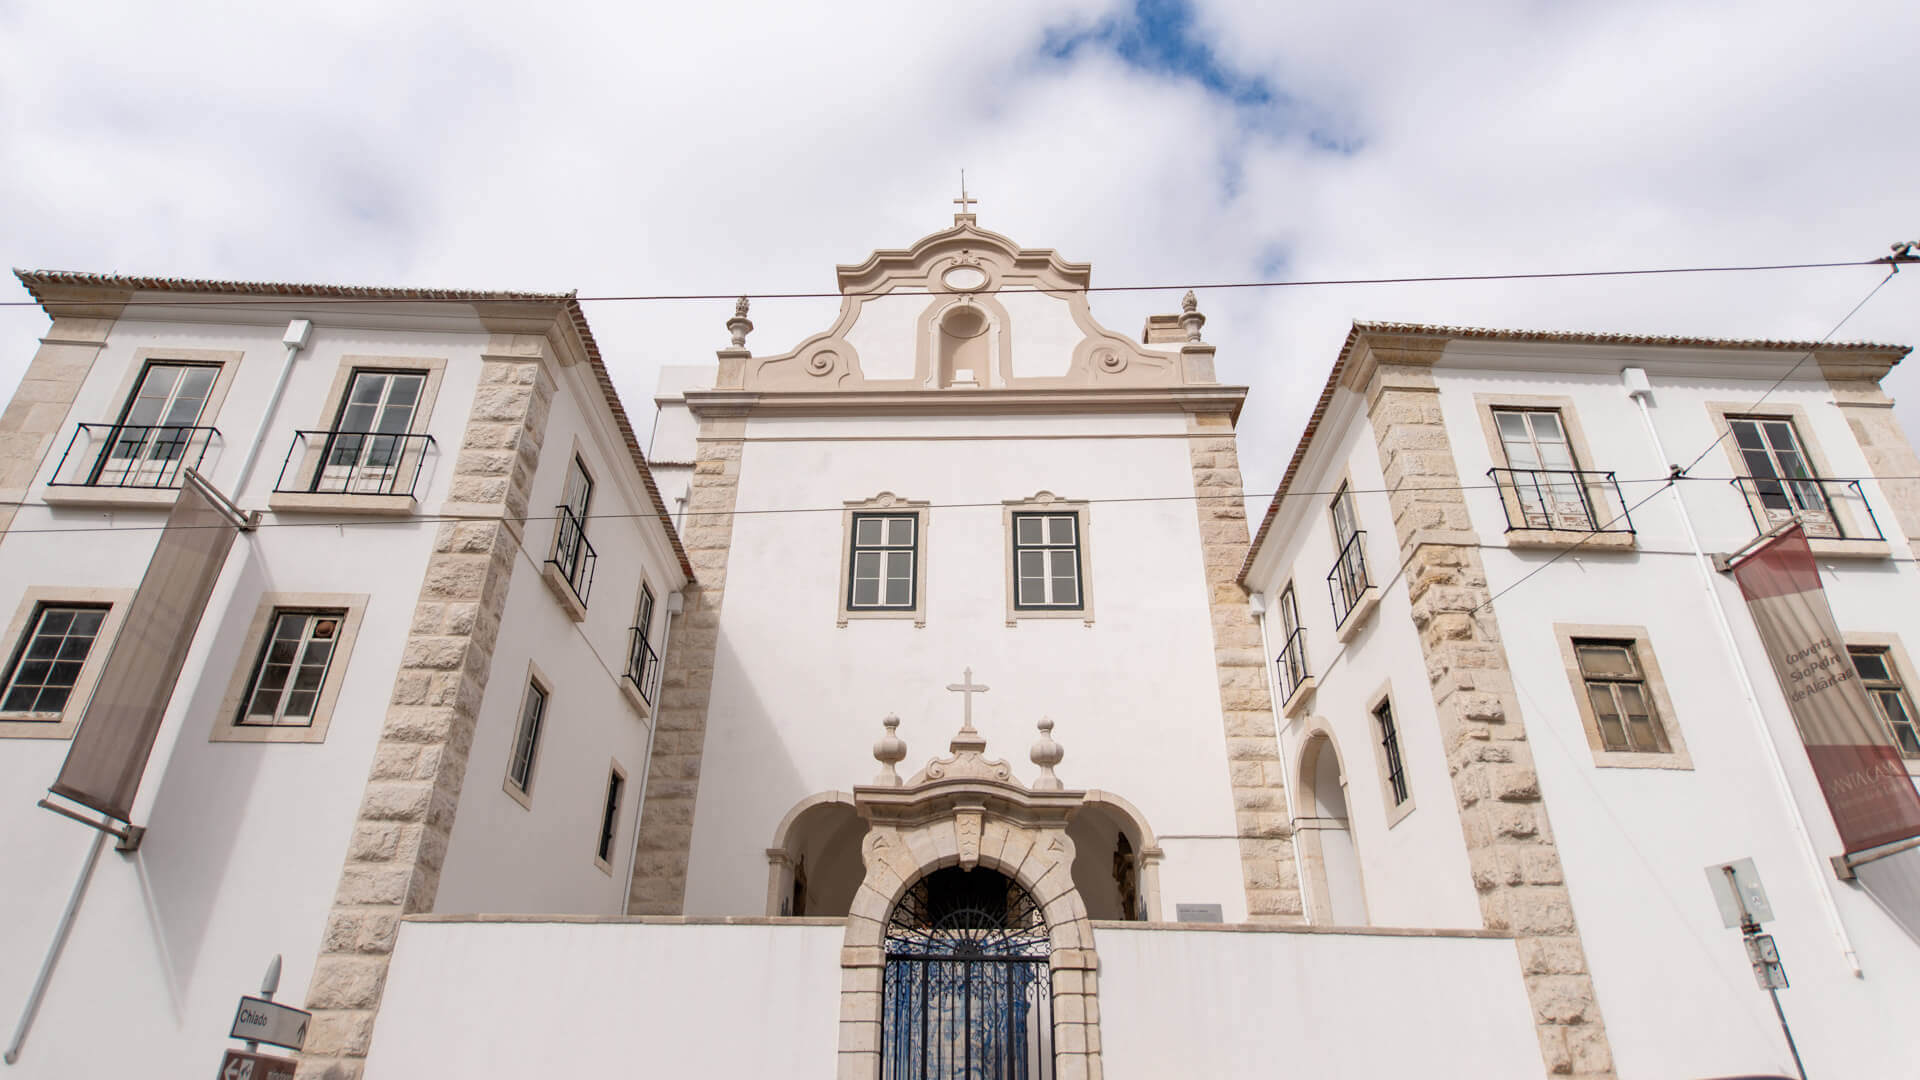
<box><xmin>768</xmin><ymin>793</ymin><xmax>869</xmax><ymax>916</ymax></box>
<box><xmin>1297</xmin><ymin>730</ymin><xmax>1368</xmax><ymax>926</ymax></box>
<box><xmin>883</xmin><ymin>867</ymin><xmax>1052</xmax><ymax>1080</ymax></box>
<box><xmin>1066</xmin><ymin>794</ymin><xmax>1161</xmax><ymax>921</ymax></box>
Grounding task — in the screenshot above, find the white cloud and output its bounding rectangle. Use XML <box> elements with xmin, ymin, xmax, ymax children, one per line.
<box><xmin>1</xmin><ymin>0</ymin><xmax>1916</xmax><ymax>518</ymax></box>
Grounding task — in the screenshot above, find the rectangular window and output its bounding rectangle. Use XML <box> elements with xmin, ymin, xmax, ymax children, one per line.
<box><xmin>848</xmin><ymin>514</ymin><xmax>918</xmax><ymax>610</ymax></box>
<box><xmin>1493</xmin><ymin>408</ymin><xmax>1592</xmax><ymax>529</ymax></box>
<box><xmin>0</xmin><ymin>605</ymin><xmax>108</xmax><ymax>715</ymax></box>
<box><xmin>1729</xmin><ymin>416</ymin><xmax>1828</xmax><ymax>520</ymax></box>
<box><xmin>1012</xmin><ymin>513</ymin><xmax>1082</xmax><ymax>610</ymax></box>
<box><xmin>507</xmin><ymin>681</ymin><xmax>548</xmax><ymax>796</ymax></box>
<box><xmin>597</xmin><ymin>765</ymin><xmax>626</xmax><ymax>866</ymax></box>
<box><xmin>551</xmin><ymin>456</ymin><xmax>596</xmax><ymax>604</ymax></box>
<box><xmin>322</xmin><ymin>369</ymin><xmax>427</xmax><ymax>486</ymax></box>
<box><xmin>100</xmin><ymin>361</ymin><xmax>219</xmax><ymax>482</ymax></box>
<box><xmin>237</xmin><ymin>610</ymin><xmax>344</xmax><ymax>727</ymax></box>
<box><xmin>1850</xmin><ymin>647</ymin><xmax>1920</xmax><ymax>758</ymax></box>
<box><xmin>1329</xmin><ymin>482</ymin><xmax>1358</xmax><ymax>551</ymax></box>
<box><xmin>1573</xmin><ymin>639</ymin><xmax>1673</xmax><ymax>754</ymax></box>
<box><xmin>564</xmin><ymin>456</ymin><xmax>594</xmax><ymax>522</ymax></box>
<box><xmin>1374</xmin><ymin>700</ymin><xmax>1409</xmax><ymax>806</ymax></box>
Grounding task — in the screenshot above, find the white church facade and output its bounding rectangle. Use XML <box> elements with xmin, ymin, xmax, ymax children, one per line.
<box><xmin>0</xmin><ymin>214</ymin><xmax>1916</xmax><ymax>1080</ymax></box>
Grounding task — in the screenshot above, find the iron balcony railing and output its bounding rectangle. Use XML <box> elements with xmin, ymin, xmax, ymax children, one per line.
<box><xmin>1488</xmin><ymin>467</ymin><xmax>1635</xmax><ymax>535</ymax></box>
<box><xmin>273</xmin><ymin>430</ymin><xmax>436</xmax><ymax>497</ymax></box>
<box><xmin>548</xmin><ymin>504</ymin><xmax>597</xmax><ymax>607</ymax></box>
<box><xmin>1731</xmin><ymin>475</ymin><xmax>1883</xmax><ymax>543</ymax></box>
<box><xmin>1326</xmin><ymin>530</ymin><xmax>1371</xmax><ymax>629</ymax></box>
<box><xmin>626</xmin><ymin>628</ymin><xmax>661</xmax><ymax>706</ymax></box>
<box><xmin>48</xmin><ymin>423</ymin><xmax>220</xmax><ymax>489</ymax></box>
<box><xmin>1275</xmin><ymin>626</ymin><xmax>1310</xmax><ymax>704</ymax></box>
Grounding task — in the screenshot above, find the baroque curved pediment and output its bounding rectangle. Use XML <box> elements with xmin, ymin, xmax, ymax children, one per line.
<box><xmin>727</xmin><ymin>220</ymin><xmax>1211</xmax><ymax>393</ymax></box>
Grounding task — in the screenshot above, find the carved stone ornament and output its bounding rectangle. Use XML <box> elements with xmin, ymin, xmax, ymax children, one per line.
<box><xmin>1094</xmin><ymin>347</ymin><xmax>1126</xmax><ymax>374</ymax></box>
<box><xmin>956</xmin><ymin>807</ymin><xmax>984</xmax><ymax>869</ymax></box>
<box><xmin>805</xmin><ymin>349</ymin><xmax>837</xmax><ymax>376</ymax></box>
<box><xmin>726</xmin><ymin>296</ymin><xmax>754</xmax><ymax>349</ymax></box>
<box><xmin>1030</xmin><ymin>716</ymin><xmax>1064</xmax><ymax>791</ymax></box>
<box><xmin>1180</xmin><ymin>289</ymin><xmax>1207</xmax><ymax>343</ymax></box>
<box><xmin>872</xmin><ymin>714</ymin><xmax>907</xmax><ymax>786</ymax></box>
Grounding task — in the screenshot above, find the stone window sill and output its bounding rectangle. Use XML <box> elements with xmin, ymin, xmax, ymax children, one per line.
<box><xmin>267</xmin><ymin>491</ymin><xmax>417</xmax><ymax>516</ymax></box>
<box><xmin>41</xmin><ymin>486</ymin><xmax>181</xmax><ymax>510</ymax></box>
<box><xmin>0</xmin><ymin>716</ymin><xmax>77</xmax><ymax>740</ymax></box>
<box><xmin>619</xmin><ymin>675</ymin><xmax>653</xmax><ymax>719</ymax></box>
<box><xmin>1334</xmin><ymin>587</ymin><xmax>1381</xmax><ymax>645</ymax></box>
<box><xmin>1280</xmin><ymin>676</ymin><xmax>1317</xmax><ymax>721</ymax></box>
<box><xmin>541</xmin><ymin>563</ymin><xmax>589</xmax><ymax>623</ymax></box>
<box><xmin>1590</xmin><ymin>749</ymin><xmax>1695</xmax><ymax>771</ymax></box>
<box><xmin>1806</xmin><ymin>538</ymin><xmax>1891</xmax><ymax>561</ymax></box>
<box><xmin>1504</xmin><ymin>530</ymin><xmax>1636</xmax><ymax>552</ymax></box>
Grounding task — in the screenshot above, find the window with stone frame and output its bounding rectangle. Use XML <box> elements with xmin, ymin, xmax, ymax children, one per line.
<box><xmin>0</xmin><ymin>604</ymin><xmax>109</xmax><ymax>717</ymax></box>
<box><xmin>236</xmin><ymin>610</ymin><xmax>346</xmax><ymax>727</ymax></box>
<box><xmin>595</xmin><ymin>761</ymin><xmax>627</xmax><ymax>871</ymax></box>
<box><xmin>1374</xmin><ymin>699</ymin><xmax>1409</xmax><ymax>807</ymax></box>
<box><xmin>506</xmin><ymin>679</ymin><xmax>549</xmax><ymax>799</ymax></box>
<box><xmin>1572</xmin><ymin>638</ymin><xmax>1673</xmax><ymax>755</ymax></box>
<box><xmin>1850</xmin><ymin>646</ymin><xmax>1920</xmax><ymax>758</ymax></box>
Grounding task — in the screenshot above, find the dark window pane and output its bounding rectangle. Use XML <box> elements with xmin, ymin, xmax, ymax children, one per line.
<box><xmin>1016</xmin><ymin>517</ymin><xmax>1042</xmax><ymax>546</ymax></box>
<box><xmin>1851</xmin><ymin>650</ymin><xmax>1892</xmax><ymax>682</ymax></box>
<box><xmin>34</xmin><ymin>686</ymin><xmax>72</xmax><ymax>713</ymax></box>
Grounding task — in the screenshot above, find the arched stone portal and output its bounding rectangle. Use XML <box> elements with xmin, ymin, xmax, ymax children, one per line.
<box><xmin>768</xmin><ymin>792</ymin><xmax>870</xmax><ymax>917</ymax></box>
<box><xmin>838</xmin><ymin>713</ymin><xmax>1101</xmax><ymax>1080</ymax></box>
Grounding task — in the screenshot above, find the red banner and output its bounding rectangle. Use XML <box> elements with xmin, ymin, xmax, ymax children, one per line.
<box><xmin>1731</xmin><ymin>525</ymin><xmax>1920</xmax><ymax>854</ymax></box>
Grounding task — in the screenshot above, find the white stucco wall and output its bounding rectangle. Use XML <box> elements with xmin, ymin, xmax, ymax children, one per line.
<box><xmin>364</xmin><ymin>919</ymin><xmax>844</xmax><ymax>1079</ymax></box>
<box><xmin>0</xmin><ymin>318</ymin><xmax>475</xmax><ymax>1076</ymax></box>
<box><xmin>1433</xmin><ymin>359</ymin><xmax>1920</xmax><ymax>1078</ymax></box>
<box><xmin>1248</xmin><ymin>392</ymin><xmax>1484</xmax><ymax>931</ymax></box>
<box><xmin>679</xmin><ymin>410</ymin><xmax>1251</xmax><ymax>921</ymax></box>
<box><xmin>0</xmin><ymin>310</ymin><xmax>686</xmax><ymax>1074</ymax></box>
<box><xmin>1094</xmin><ymin>925</ymin><xmax>1542</xmax><ymax>1079</ymax></box>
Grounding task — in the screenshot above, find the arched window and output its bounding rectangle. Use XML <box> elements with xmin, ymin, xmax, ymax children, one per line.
<box><xmin>883</xmin><ymin>867</ymin><xmax>1053</xmax><ymax>1079</ymax></box>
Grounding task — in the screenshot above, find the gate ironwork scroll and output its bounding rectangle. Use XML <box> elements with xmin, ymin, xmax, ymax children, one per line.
<box><xmin>882</xmin><ymin>867</ymin><xmax>1053</xmax><ymax>1080</ymax></box>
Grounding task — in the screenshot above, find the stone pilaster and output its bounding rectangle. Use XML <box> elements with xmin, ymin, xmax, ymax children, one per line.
<box><xmin>627</xmin><ymin>413</ymin><xmax>744</xmax><ymax>914</ymax></box>
<box><xmin>1189</xmin><ymin>414</ymin><xmax>1303</xmax><ymax>921</ymax></box>
<box><xmin>298</xmin><ymin>346</ymin><xmax>553</xmax><ymax>1079</ymax></box>
<box><xmin>0</xmin><ymin>315</ymin><xmax>117</xmax><ymax>535</ymax></box>
<box><xmin>1366</xmin><ymin>364</ymin><xmax>1615</xmax><ymax>1079</ymax></box>
<box><xmin>1824</xmin><ymin>359</ymin><xmax>1920</xmax><ymax>560</ymax></box>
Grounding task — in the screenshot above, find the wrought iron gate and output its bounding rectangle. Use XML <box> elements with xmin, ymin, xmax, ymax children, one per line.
<box><xmin>882</xmin><ymin>868</ymin><xmax>1053</xmax><ymax>1080</ymax></box>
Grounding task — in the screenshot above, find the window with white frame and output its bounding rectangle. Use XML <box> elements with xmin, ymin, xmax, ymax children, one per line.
<box><xmin>237</xmin><ymin>610</ymin><xmax>345</xmax><ymax>726</ymax></box>
<box><xmin>1491</xmin><ymin>408</ymin><xmax>1593</xmax><ymax>530</ymax></box>
<box><xmin>1012</xmin><ymin>513</ymin><xmax>1082</xmax><ymax>610</ymax></box>
<box><xmin>0</xmin><ymin>604</ymin><xmax>109</xmax><ymax>716</ymax></box>
<box><xmin>1850</xmin><ymin>646</ymin><xmax>1920</xmax><ymax>758</ymax></box>
<box><xmin>848</xmin><ymin>514</ymin><xmax>919</xmax><ymax>610</ymax></box>
<box><xmin>506</xmin><ymin>680</ymin><xmax>549</xmax><ymax>798</ymax></box>
<box><xmin>1728</xmin><ymin>416</ymin><xmax>1835</xmax><ymax>536</ymax></box>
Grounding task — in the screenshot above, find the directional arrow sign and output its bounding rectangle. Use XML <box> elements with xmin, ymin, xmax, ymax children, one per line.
<box><xmin>229</xmin><ymin>996</ymin><xmax>310</xmax><ymax>1052</ymax></box>
<box><xmin>219</xmin><ymin>1048</ymin><xmax>297</xmax><ymax>1080</ymax></box>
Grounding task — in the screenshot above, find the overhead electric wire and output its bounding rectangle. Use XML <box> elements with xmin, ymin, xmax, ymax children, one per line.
<box><xmin>0</xmin><ymin>259</ymin><xmax>1892</xmax><ymax>310</ymax></box>
<box><xmin>1</xmin><ymin>471</ymin><xmax>1916</xmax><ymax>536</ymax></box>
<box><xmin>1470</xmin><ymin>265</ymin><xmax>1905</xmax><ymax>614</ymax></box>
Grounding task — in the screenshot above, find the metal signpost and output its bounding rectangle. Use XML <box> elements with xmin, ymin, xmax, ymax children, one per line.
<box><xmin>215</xmin><ymin>956</ymin><xmax>306</xmax><ymax>1080</ymax></box>
<box><xmin>1705</xmin><ymin>859</ymin><xmax>1805</xmax><ymax>1080</ymax></box>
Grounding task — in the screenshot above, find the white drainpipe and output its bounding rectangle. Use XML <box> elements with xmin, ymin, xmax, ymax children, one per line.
<box><xmin>1623</xmin><ymin>366</ymin><xmax>1860</xmax><ymax>976</ymax></box>
<box><xmin>232</xmin><ymin>319</ymin><xmax>313</xmax><ymax>497</ymax></box>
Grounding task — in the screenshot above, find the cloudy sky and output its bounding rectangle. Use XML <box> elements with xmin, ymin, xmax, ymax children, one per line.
<box><xmin>2</xmin><ymin>0</ymin><xmax>1916</xmax><ymax>510</ymax></box>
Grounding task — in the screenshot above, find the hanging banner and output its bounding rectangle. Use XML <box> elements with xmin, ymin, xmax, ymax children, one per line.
<box><xmin>1730</xmin><ymin>524</ymin><xmax>1920</xmax><ymax>854</ymax></box>
<box><xmin>49</xmin><ymin>472</ymin><xmax>241</xmax><ymax>822</ymax></box>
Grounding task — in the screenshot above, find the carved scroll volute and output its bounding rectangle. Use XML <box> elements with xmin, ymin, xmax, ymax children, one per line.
<box><xmin>956</xmin><ymin>807</ymin><xmax>984</xmax><ymax>870</ymax></box>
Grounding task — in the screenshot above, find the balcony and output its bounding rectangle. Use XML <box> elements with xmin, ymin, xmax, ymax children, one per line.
<box><xmin>44</xmin><ymin>424</ymin><xmax>220</xmax><ymax>506</ymax></box>
<box><xmin>1731</xmin><ymin>476</ymin><xmax>1887</xmax><ymax>557</ymax></box>
<box><xmin>269</xmin><ymin>430</ymin><xmax>436</xmax><ymax>514</ymax></box>
<box><xmin>542</xmin><ymin>504</ymin><xmax>597</xmax><ymax>621</ymax></box>
<box><xmin>1274</xmin><ymin>627</ymin><xmax>1314</xmax><ymax>718</ymax></box>
<box><xmin>623</xmin><ymin>628</ymin><xmax>662</xmax><ymax>715</ymax></box>
<box><xmin>1487</xmin><ymin>467</ymin><xmax>1637</xmax><ymax>550</ymax></box>
<box><xmin>1326</xmin><ymin>531</ymin><xmax>1379</xmax><ymax>643</ymax></box>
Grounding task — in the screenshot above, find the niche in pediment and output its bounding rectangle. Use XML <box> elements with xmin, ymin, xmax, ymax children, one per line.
<box><xmin>937</xmin><ymin>302</ymin><xmax>994</xmax><ymax>388</ymax></box>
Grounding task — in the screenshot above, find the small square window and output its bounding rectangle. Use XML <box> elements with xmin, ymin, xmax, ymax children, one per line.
<box><xmin>1573</xmin><ymin>639</ymin><xmax>1672</xmax><ymax>754</ymax></box>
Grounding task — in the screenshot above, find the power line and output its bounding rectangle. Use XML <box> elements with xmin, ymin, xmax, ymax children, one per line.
<box><xmin>0</xmin><ymin>471</ymin><xmax>1910</xmax><ymax>536</ymax></box>
<box><xmin>0</xmin><ymin>259</ymin><xmax>1888</xmax><ymax>310</ymax></box>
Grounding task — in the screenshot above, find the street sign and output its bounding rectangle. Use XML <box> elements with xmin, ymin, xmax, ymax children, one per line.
<box><xmin>1705</xmin><ymin>857</ymin><xmax>1775</xmax><ymax>927</ymax></box>
<box><xmin>229</xmin><ymin>996</ymin><xmax>310</xmax><ymax>1052</ymax></box>
<box><xmin>218</xmin><ymin>1049</ymin><xmax>297</xmax><ymax>1080</ymax></box>
<box><xmin>1746</xmin><ymin>933</ymin><xmax>1790</xmax><ymax>990</ymax></box>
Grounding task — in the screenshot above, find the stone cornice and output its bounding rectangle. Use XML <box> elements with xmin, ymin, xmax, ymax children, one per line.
<box><xmin>834</xmin><ymin>221</ymin><xmax>1091</xmax><ymax>294</ymax></box>
<box><xmin>683</xmin><ymin>384</ymin><xmax>1247</xmax><ymax>422</ymax></box>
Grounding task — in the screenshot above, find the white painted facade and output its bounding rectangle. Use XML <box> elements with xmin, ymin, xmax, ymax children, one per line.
<box><xmin>0</xmin><ymin>282</ymin><xmax>685</xmax><ymax>1076</ymax></box>
<box><xmin>1242</xmin><ymin>329</ymin><xmax>1920</xmax><ymax>1078</ymax></box>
